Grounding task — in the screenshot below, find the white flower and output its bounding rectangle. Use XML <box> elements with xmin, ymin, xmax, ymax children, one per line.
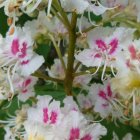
<box><xmin>0</xmin><ymin>27</ymin><xmax>45</xmax><ymax>76</ymax></box>
<box><xmin>112</xmin><ymin>132</ymin><xmax>133</xmax><ymax>140</ymax></box>
<box><xmin>60</xmin><ymin>110</ymin><xmax>107</xmax><ymax>140</ymax></box>
<box><xmin>75</xmin><ymin>27</ymin><xmax>134</xmax><ymax>79</ymax></box>
<box><xmin>62</xmin><ymin>96</ymin><xmax>79</xmax><ymax>113</ymax></box>
<box><xmin>47</xmin><ymin>57</ymin><xmax>66</xmax><ymax>79</ymax></box>
<box><xmin>73</xmin><ymin>74</ymin><xmax>92</xmax><ymax>89</ymax></box>
<box><xmin>100</xmin><ymin>0</ymin><xmax>128</xmax><ymax>8</ymax></box>
<box><xmin>27</xmin><ymin>95</ymin><xmax>62</xmax><ymax>126</ymax></box>
<box><xmin>24</xmin><ymin>11</ymin><xmax>51</xmax><ymax>38</ymax></box>
<box><xmin>4</xmin><ymin>126</ymin><xmax>16</xmax><ymax>140</ymax></box>
<box><xmin>122</xmin><ymin>39</ymin><xmax>140</xmax><ymax>74</ymax></box>
<box><xmin>60</xmin><ymin>0</ymin><xmax>115</xmax><ymax>15</ymax></box>
<box><xmin>60</xmin><ymin>0</ymin><xmax>89</xmax><ymax>14</ymax></box>
<box><xmin>89</xmin><ymin>80</ymin><xmax>124</xmax><ymax>118</ymax></box>
<box><xmin>24</xmin><ymin>95</ymin><xmax>107</xmax><ymax>140</ymax></box>
<box><xmin>77</xmin><ymin>94</ymin><xmax>93</xmax><ymax>110</ymax></box>
<box><xmin>13</xmin><ymin>75</ymin><xmax>38</xmax><ymax>102</ymax></box>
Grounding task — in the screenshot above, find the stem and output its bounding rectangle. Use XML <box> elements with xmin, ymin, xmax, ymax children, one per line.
<box><xmin>52</xmin><ymin>0</ymin><xmax>71</xmax><ymax>29</ymax></box>
<box><xmin>51</xmin><ymin>7</ymin><xmax>69</xmax><ymax>29</ymax></box>
<box><xmin>49</xmin><ymin>34</ymin><xmax>66</xmax><ymax>72</ymax></box>
<box><xmin>74</xmin><ymin>62</ymin><xmax>81</xmax><ymax>72</ymax></box>
<box><xmin>64</xmin><ymin>12</ymin><xmax>77</xmax><ymax>95</ymax></box>
<box><xmin>32</xmin><ymin>71</ymin><xmax>64</xmax><ymax>83</ymax></box>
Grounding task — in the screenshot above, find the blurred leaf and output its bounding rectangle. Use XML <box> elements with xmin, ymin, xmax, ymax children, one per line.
<box><xmin>35</xmin><ymin>83</ymin><xmax>66</xmax><ymax>101</ymax></box>
<box><xmin>35</xmin><ymin>43</ymin><xmax>51</xmax><ymax>61</ymax></box>
<box><xmin>0</xmin><ymin>8</ymin><xmax>8</xmax><ymax>36</ymax></box>
<box><xmin>101</xmin><ymin>121</ymin><xmax>140</xmax><ymax>140</ymax></box>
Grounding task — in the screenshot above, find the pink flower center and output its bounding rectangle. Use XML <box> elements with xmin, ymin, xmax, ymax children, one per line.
<box><xmin>50</xmin><ymin>111</ymin><xmax>58</xmax><ymax>124</ymax></box>
<box><xmin>24</xmin><ymin>78</ymin><xmax>31</xmax><ymax>87</ymax></box>
<box><xmin>98</xmin><ymin>90</ymin><xmax>107</xmax><ymax>100</ymax></box>
<box><xmin>69</xmin><ymin>128</ymin><xmax>80</xmax><ymax>140</ymax></box>
<box><xmin>107</xmin><ymin>84</ymin><xmax>112</xmax><ymax>97</ymax></box>
<box><xmin>43</xmin><ymin>108</ymin><xmax>49</xmax><ymax>123</ymax></box>
<box><xmin>95</xmin><ymin>38</ymin><xmax>118</xmax><ymax>55</ymax></box>
<box><xmin>11</xmin><ymin>39</ymin><xmax>27</xmax><ymax>58</ymax></box>
<box><xmin>98</xmin><ymin>84</ymin><xmax>113</xmax><ymax>100</ymax></box>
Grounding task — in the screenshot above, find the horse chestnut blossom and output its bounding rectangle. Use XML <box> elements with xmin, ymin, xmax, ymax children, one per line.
<box><xmin>0</xmin><ymin>0</ymin><xmax>140</xmax><ymax>139</ymax></box>
<box><xmin>75</xmin><ymin>27</ymin><xmax>134</xmax><ymax>79</ymax></box>
<box><xmin>89</xmin><ymin>80</ymin><xmax>125</xmax><ymax>119</ymax></box>
<box><xmin>24</xmin><ymin>95</ymin><xmax>107</xmax><ymax>140</ymax></box>
<box><xmin>14</xmin><ymin>75</ymin><xmax>38</xmax><ymax>102</ymax></box>
<box><xmin>0</xmin><ymin>27</ymin><xmax>45</xmax><ymax>76</ymax></box>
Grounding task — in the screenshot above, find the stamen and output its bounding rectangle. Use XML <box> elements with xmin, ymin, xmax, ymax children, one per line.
<box><xmin>110</xmin><ymin>64</ymin><xmax>116</xmax><ymax>77</ymax></box>
<box><xmin>133</xmin><ymin>94</ymin><xmax>136</xmax><ymax>117</ymax></box>
<box><xmin>7</xmin><ymin>64</ymin><xmax>14</xmax><ymax>94</ymax></box>
<box><xmin>88</xmin><ymin>10</ymin><xmax>99</xmax><ymax>26</ymax></box>
<box><xmin>47</xmin><ymin>0</ymin><xmax>52</xmax><ymax>17</ymax></box>
<box><xmin>78</xmin><ymin>13</ymin><xmax>84</xmax><ymax>35</ymax></box>
<box><xmin>21</xmin><ymin>0</ymin><xmax>33</xmax><ymax>9</ymax></box>
<box><xmin>91</xmin><ymin>59</ymin><xmax>102</xmax><ymax>76</ymax></box>
<box><xmin>101</xmin><ymin>60</ymin><xmax>107</xmax><ymax>81</ymax></box>
<box><xmin>25</xmin><ymin>0</ymin><xmax>42</xmax><ymax>13</ymax></box>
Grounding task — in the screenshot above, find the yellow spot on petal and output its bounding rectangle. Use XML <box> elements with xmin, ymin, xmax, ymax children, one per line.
<box><xmin>28</xmin><ymin>134</ymin><xmax>45</xmax><ymax>140</ymax></box>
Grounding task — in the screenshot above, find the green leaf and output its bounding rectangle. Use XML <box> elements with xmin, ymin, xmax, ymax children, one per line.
<box><xmin>101</xmin><ymin>121</ymin><xmax>140</xmax><ymax>140</ymax></box>
<box><xmin>35</xmin><ymin>83</ymin><xmax>66</xmax><ymax>101</ymax></box>
<box><xmin>0</xmin><ymin>8</ymin><xmax>8</xmax><ymax>36</ymax></box>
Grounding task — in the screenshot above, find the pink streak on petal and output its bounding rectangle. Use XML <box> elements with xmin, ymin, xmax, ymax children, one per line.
<box><xmin>128</xmin><ymin>45</ymin><xmax>136</xmax><ymax>59</ymax></box>
<box><xmin>11</xmin><ymin>39</ymin><xmax>19</xmax><ymax>55</ymax></box>
<box><xmin>109</xmin><ymin>38</ymin><xmax>118</xmax><ymax>54</ymax></box>
<box><xmin>24</xmin><ymin>78</ymin><xmax>31</xmax><ymax>87</ymax></box>
<box><xmin>102</xmin><ymin>103</ymin><xmax>109</xmax><ymax>108</ymax></box>
<box><xmin>69</xmin><ymin>128</ymin><xmax>80</xmax><ymax>140</ymax></box>
<box><xmin>94</xmin><ymin>53</ymin><xmax>101</xmax><ymax>58</ymax></box>
<box><xmin>18</xmin><ymin>42</ymin><xmax>27</xmax><ymax>58</ymax></box>
<box><xmin>98</xmin><ymin>90</ymin><xmax>107</xmax><ymax>100</ymax></box>
<box><xmin>50</xmin><ymin>111</ymin><xmax>58</xmax><ymax>124</ymax></box>
<box><xmin>81</xmin><ymin>134</ymin><xmax>92</xmax><ymax>140</ymax></box>
<box><xmin>11</xmin><ymin>39</ymin><xmax>27</xmax><ymax>58</ymax></box>
<box><xmin>43</xmin><ymin>108</ymin><xmax>49</xmax><ymax>123</ymax></box>
<box><xmin>107</xmin><ymin>84</ymin><xmax>112</xmax><ymax>97</ymax></box>
<box><xmin>96</xmin><ymin>39</ymin><xmax>107</xmax><ymax>51</ymax></box>
<box><xmin>22</xmin><ymin>89</ymin><xmax>28</xmax><ymax>94</ymax></box>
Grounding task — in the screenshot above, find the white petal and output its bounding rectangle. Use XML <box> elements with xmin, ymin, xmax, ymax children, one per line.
<box><xmin>20</xmin><ymin>54</ymin><xmax>45</xmax><ymax>76</ymax></box>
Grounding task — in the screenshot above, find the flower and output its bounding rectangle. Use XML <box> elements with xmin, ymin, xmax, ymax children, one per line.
<box><xmin>75</xmin><ymin>27</ymin><xmax>134</xmax><ymax>80</ymax></box>
<box><xmin>77</xmin><ymin>94</ymin><xmax>93</xmax><ymax>110</ymax></box>
<box><xmin>112</xmin><ymin>132</ymin><xmax>133</xmax><ymax>140</ymax></box>
<box><xmin>27</xmin><ymin>95</ymin><xmax>62</xmax><ymax>126</ymax></box>
<box><xmin>24</xmin><ymin>11</ymin><xmax>52</xmax><ymax>39</ymax></box>
<box><xmin>24</xmin><ymin>95</ymin><xmax>107</xmax><ymax>140</ymax></box>
<box><xmin>1</xmin><ymin>105</ymin><xmax>29</xmax><ymax>139</ymax></box>
<box><xmin>0</xmin><ymin>27</ymin><xmax>45</xmax><ymax>76</ymax></box>
<box><xmin>13</xmin><ymin>75</ymin><xmax>38</xmax><ymax>102</ymax></box>
<box><xmin>60</xmin><ymin>0</ymin><xmax>89</xmax><ymax>14</ymax></box>
<box><xmin>47</xmin><ymin>57</ymin><xmax>66</xmax><ymax>80</ymax></box>
<box><xmin>60</xmin><ymin>0</ymin><xmax>115</xmax><ymax>15</ymax></box>
<box><xmin>73</xmin><ymin>74</ymin><xmax>92</xmax><ymax>89</ymax></box>
<box><xmin>89</xmin><ymin>80</ymin><xmax>125</xmax><ymax>119</ymax></box>
<box><xmin>4</xmin><ymin>126</ymin><xmax>16</xmax><ymax>140</ymax></box>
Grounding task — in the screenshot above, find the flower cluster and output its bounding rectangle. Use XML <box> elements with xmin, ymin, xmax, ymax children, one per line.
<box><xmin>0</xmin><ymin>0</ymin><xmax>140</xmax><ymax>139</ymax></box>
